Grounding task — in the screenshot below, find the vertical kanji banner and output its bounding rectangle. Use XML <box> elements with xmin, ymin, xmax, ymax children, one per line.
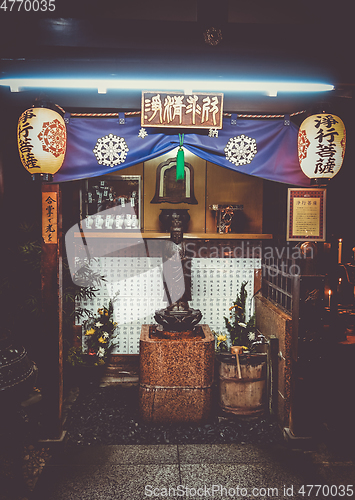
<box><xmin>42</xmin><ymin>191</ymin><xmax>58</xmax><ymax>243</ymax></box>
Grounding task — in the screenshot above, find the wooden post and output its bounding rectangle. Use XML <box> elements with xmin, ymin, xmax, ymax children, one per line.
<box><xmin>268</xmin><ymin>336</ymin><xmax>279</xmax><ymax>415</ymax></box>
<box><xmin>40</xmin><ymin>183</ymin><xmax>63</xmax><ymax>439</ymax></box>
<box><xmin>290</xmin><ymin>274</ymin><xmax>325</xmax><ymax>437</ymax></box>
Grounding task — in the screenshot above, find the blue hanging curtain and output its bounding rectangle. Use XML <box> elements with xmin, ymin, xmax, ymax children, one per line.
<box><xmin>54</xmin><ymin>115</ymin><xmax>310</xmax><ymax>186</ymax></box>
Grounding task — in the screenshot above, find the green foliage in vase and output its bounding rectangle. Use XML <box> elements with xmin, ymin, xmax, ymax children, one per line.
<box><xmin>224</xmin><ymin>281</ymin><xmax>256</xmax><ymax>350</ymax></box>
<box><xmin>63</xmin><ymin>256</ymin><xmax>106</xmax><ymax>326</ymax></box>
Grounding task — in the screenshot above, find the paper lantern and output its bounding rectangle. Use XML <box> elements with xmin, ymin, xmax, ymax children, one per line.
<box><xmin>298</xmin><ymin>113</ymin><xmax>346</xmax><ymax>181</ymax></box>
<box><xmin>17</xmin><ymin>106</ymin><xmax>67</xmax><ymax>181</ymax></box>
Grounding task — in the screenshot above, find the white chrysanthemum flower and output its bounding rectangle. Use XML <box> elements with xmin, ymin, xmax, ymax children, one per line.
<box><xmin>238</xmin><ymin>322</ymin><xmax>247</xmax><ymax>328</ymax></box>
<box><xmin>97</xmin><ymin>347</ymin><xmax>105</xmax><ymax>357</ymax></box>
<box><xmin>102</xmin><ymin>332</ymin><xmax>109</xmax><ymax>339</ymax></box>
<box><xmin>248</xmin><ymin>332</ymin><xmax>256</xmax><ymax>341</ymax></box>
<box><xmin>95</xmin><ymin>322</ymin><xmax>103</xmax><ymax>327</ymax></box>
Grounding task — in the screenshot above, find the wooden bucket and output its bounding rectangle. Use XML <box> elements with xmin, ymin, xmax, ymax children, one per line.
<box><xmin>218</xmin><ymin>353</ymin><xmax>267</xmax><ymax>416</ymax></box>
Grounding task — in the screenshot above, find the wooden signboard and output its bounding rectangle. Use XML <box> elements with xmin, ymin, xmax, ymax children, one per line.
<box><xmin>42</xmin><ymin>191</ymin><xmax>58</xmax><ymax>243</ymax></box>
<box><xmin>287</xmin><ymin>188</ymin><xmax>326</xmax><ymax>241</ymax></box>
<box><xmin>141</xmin><ymin>92</ymin><xmax>223</xmax><ymax>129</ymax></box>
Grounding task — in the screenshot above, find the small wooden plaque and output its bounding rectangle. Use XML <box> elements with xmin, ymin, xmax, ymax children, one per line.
<box><xmin>42</xmin><ymin>191</ymin><xmax>58</xmax><ymax>243</ymax></box>
<box><xmin>287</xmin><ymin>188</ymin><xmax>326</xmax><ymax>241</ymax></box>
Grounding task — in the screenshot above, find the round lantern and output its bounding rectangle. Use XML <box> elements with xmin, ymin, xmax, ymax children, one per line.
<box><xmin>298</xmin><ymin>113</ymin><xmax>346</xmax><ymax>183</ymax></box>
<box><xmin>17</xmin><ymin>105</ymin><xmax>67</xmax><ymax>181</ymax></box>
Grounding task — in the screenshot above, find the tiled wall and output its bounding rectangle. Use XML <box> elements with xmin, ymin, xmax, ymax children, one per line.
<box><xmin>76</xmin><ymin>256</ymin><xmax>261</xmax><ymax>354</ymax></box>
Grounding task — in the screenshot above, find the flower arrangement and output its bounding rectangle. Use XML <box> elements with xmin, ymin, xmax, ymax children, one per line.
<box><xmin>213</xmin><ymin>331</ymin><xmax>229</xmax><ymax>353</ymax></box>
<box><xmin>224</xmin><ymin>281</ymin><xmax>256</xmax><ymax>351</ymax></box>
<box><xmin>67</xmin><ymin>300</ymin><xmax>117</xmax><ymax>367</ymax></box>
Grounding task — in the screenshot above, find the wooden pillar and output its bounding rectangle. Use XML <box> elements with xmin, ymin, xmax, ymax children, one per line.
<box><xmin>40</xmin><ymin>183</ymin><xmax>63</xmax><ymax>439</ymax></box>
<box><xmin>268</xmin><ymin>335</ymin><xmax>279</xmax><ymax>416</ymax></box>
<box><xmin>290</xmin><ymin>274</ymin><xmax>325</xmax><ymax>437</ymax></box>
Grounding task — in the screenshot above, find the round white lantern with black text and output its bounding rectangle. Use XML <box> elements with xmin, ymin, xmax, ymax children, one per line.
<box><xmin>298</xmin><ymin>113</ymin><xmax>346</xmax><ymax>183</ymax></box>
<box><xmin>17</xmin><ymin>106</ymin><xmax>67</xmax><ymax>181</ymax></box>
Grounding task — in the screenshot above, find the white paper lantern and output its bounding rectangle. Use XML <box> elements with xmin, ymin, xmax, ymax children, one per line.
<box><xmin>298</xmin><ymin>113</ymin><xmax>346</xmax><ymax>180</ymax></box>
<box><xmin>17</xmin><ymin>107</ymin><xmax>67</xmax><ymax>180</ymax></box>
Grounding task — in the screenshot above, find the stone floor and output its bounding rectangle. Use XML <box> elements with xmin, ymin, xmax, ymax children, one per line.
<box><xmin>30</xmin><ymin>383</ymin><xmax>355</xmax><ymax>500</ymax></box>
<box><xmin>31</xmin><ymin>442</ymin><xmax>355</xmax><ymax>500</ymax></box>
<box><xmin>2</xmin><ymin>385</ymin><xmax>355</xmax><ymax>500</ymax></box>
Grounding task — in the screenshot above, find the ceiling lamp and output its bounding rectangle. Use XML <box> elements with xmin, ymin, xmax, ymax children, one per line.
<box><xmin>2</xmin><ymin>77</ymin><xmax>334</xmax><ymax>95</ymax></box>
<box><xmin>298</xmin><ymin>113</ymin><xmax>346</xmax><ymax>184</ymax></box>
<box><xmin>17</xmin><ymin>105</ymin><xmax>67</xmax><ymax>181</ymax></box>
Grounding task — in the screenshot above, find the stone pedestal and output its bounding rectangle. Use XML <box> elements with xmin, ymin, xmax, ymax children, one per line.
<box><xmin>139</xmin><ymin>324</ymin><xmax>214</xmax><ymax>423</ymax></box>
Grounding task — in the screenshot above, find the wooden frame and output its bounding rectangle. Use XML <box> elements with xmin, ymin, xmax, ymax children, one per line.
<box><xmin>141</xmin><ymin>91</ymin><xmax>224</xmax><ymax>129</ymax></box>
<box><xmin>287</xmin><ymin>188</ymin><xmax>326</xmax><ymax>242</ymax></box>
<box><xmin>150</xmin><ymin>158</ymin><xmax>198</xmax><ymax>204</ymax></box>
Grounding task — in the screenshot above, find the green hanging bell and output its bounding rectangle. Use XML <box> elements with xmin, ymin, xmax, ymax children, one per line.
<box><xmin>176</xmin><ymin>134</ymin><xmax>185</xmax><ymax>181</ymax></box>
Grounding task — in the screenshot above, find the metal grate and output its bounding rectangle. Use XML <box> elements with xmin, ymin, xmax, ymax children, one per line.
<box><xmin>262</xmin><ymin>257</ymin><xmax>294</xmax><ymax>314</ymax></box>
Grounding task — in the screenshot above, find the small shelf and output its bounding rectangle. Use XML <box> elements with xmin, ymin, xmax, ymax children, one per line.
<box><xmin>74</xmin><ymin>231</ymin><xmax>273</xmax><ymax>240</ymax></box>
<box><xmin>182</xmin><ymin>233</ymin><xmax>272</xmax><ymax>240</ymax></box>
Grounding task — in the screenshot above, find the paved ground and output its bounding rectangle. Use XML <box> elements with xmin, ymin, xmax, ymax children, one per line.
<box><xmin>31</xmin><ymin>441</ymin><xmax>355</xmax><ymax>500</ymax></box>
<box><xmin>19</xmin><ymin>384</ymin><xmax>355</xmax><ymax>500</ymax></box>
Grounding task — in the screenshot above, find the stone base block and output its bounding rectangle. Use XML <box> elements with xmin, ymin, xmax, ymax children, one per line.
<box><xmin>139</xmin><ymin>324</ymin><xmax>215</xmax><ymax>423</ymax></box>
<box><xmin>139</xmin><ymin>386</ymin><xmax>212</xmax><ymax>423</ymax></box>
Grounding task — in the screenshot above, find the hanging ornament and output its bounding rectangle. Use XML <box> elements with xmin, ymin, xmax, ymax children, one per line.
<box><xmin>298</xmin><ymin>113</ymin><xmax>346</xmax><ymax>183</ymax></box>
<box><xmin>93</xmin><ymin>133</ymin><xmax>129</xmax><ymax>167</ymax></box>
<box><xmin>176</xmin><ymin>133</ymin><xmax>185</xmax><ymax>181</ymax></box>
<box><xmin>138</xmin><ymin>127</ymin><xmax>148</xmax><ymax>139</ymax></box>
<box><xmin>203</xmin><ymin>27</ymin><xmax>223</xmax><ymax>46</ymax></box>
<box><xmin>17</xmin><ymin>105</ymin><xmax>67</xmax><ymax>181</ymax></box>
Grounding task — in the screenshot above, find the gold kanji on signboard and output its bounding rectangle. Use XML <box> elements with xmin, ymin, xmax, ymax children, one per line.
<box><xmin>141</xmin><ymin>92</ymin><xmax>223</xmax><ymax>129</ymax></box>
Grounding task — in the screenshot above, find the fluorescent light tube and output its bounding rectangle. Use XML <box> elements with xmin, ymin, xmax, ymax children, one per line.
<box><xmin>0</xmin><ymin>77</ymin><xmax>334</xmax><ymax>94</ymax></box>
